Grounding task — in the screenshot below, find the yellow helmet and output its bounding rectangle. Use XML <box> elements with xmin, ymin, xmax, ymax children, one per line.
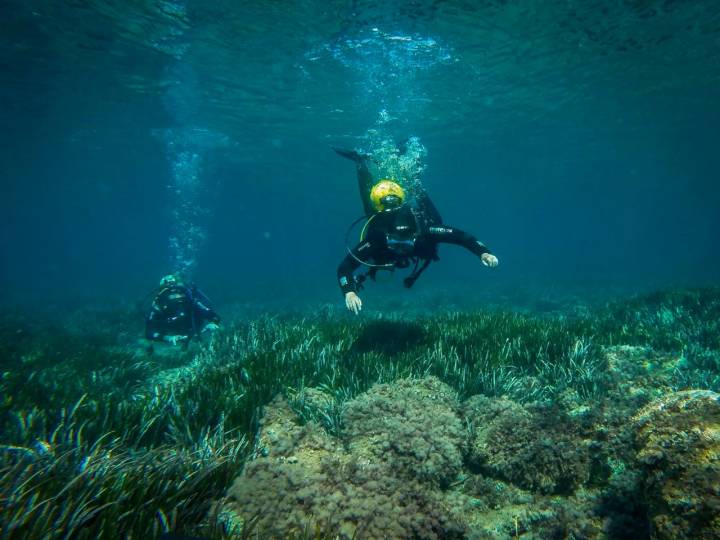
<box><xmin>370</xmin><ymin>180</ymin><xmax>405</xmax><ymax>212</ymax></box>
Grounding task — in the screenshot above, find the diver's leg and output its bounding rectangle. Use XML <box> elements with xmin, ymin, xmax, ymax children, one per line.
<box><xmin>357</xmin><ymin>161</ymin><xmax>376</xmax><ymax>215</ymax></box>
<box><xmin>334</xmin><ymin>147</ymin><xmax>375</xmax><ymax>215</ymax></box>
<box><xmin>416</xmin><ymin>188</ymin><xmax>443</xmax><ymax>225</ymax></box>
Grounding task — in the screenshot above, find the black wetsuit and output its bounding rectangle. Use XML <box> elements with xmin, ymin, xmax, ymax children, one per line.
<box><xmin>334</xmin><ymin>146</ymin><xmax>493</xmax><ymax>295</ymax></box>
<box><xmin>337</xmin><ymin>204</ymin><xmax>492</xmax><ymax>295</ymax></box>
<box><xmin>145</xmin><ymin>285</ymin><xmax>220</xmax><ymax>342</ymax></box>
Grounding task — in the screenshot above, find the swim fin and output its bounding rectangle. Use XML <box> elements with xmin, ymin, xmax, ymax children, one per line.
<box><xmin>332</xmin><ymin>147</ymin><xmax>367</xmax><ymax>163</ymax></box>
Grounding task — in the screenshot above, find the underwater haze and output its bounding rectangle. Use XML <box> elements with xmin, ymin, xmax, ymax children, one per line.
<box><xmin>2</xmin><ymin>0</ymin><xmax>719</xmax><ymax>310</ymax></box>
<box><xmin>3</xmin><ymin>2</ymin><xmax>720</xmax><ymax>540</ymax></box>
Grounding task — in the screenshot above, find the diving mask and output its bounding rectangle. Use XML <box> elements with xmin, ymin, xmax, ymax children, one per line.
<box><xmin>380</xmin><ymin>194</ymin><xmax>403</xmax><ymax>210</ymax></box>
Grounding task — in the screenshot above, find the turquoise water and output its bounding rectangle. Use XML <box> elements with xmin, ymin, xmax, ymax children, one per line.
<box><xmin>1</xmin><ymin>2</ymin><xmax>720</xmax><ymax>539</ymax></box>
<box><xmin>2</xmin><ymin>0</ymin><xmax>719</xmax><ymax>305</ymax></box>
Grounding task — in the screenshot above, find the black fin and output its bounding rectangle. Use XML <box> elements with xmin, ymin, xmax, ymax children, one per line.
<box><xmin>332</xmin><ymin>146</ymin><xmax>366</xmax><ymax>163</ymax></box>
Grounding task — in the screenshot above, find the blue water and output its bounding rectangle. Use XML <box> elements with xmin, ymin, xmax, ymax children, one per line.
<box><xmin>1</xmin><ymin>0</ymin><xmax>719</xmax><ymax>311</ymax></box>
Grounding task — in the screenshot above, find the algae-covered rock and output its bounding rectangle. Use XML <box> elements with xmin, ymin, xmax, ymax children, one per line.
<box><xmin>342</xmin><ymin>376</ymin><xmax>465</xmax><ymax>487</ymax></box>
<box><xmin>221</xmin><ymin>378</ymin><xmax>467</xmax><ymax>539</ymax></box>
<box><xmin>464</xmin><ymin>395</ymin><xmax>591</xmax><ymax>495</ymax></box>
<box><xmin>632</xmin><ymin>390</ymin><xmax>720</xmax><ymax>540</ymax></box>
<box><xmin>254</xmin><ymin>393</ymin><xmax>339</xmax><ymax>458</ymax></box>
<box><xmin>452</xmin><ymin>475</ymin><xmax>607</xmax><ymax>540</ymax></box>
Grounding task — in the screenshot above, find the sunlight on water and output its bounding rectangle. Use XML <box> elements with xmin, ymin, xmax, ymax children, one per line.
<box><xmin>308</xmin><ymin>26</ymin><xmax>454</xmax><ymax>115</ymax></box>
<box><xmin>310</xmin><ymin>26</ymin><xmax>451</xmax><ymax>198</ymax></box>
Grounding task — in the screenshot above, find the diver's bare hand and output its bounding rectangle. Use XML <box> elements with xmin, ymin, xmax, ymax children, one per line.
<box><xmin>481</xmin><ymin>253</ymin><xmax>499</xmax><ymax>268</ymax></box>
<box><xmin>345</xmin><ymin>292</ymin><xmax>363</xmax><ymax>314</ymax></box>
<box><xmin>165</xmin><ymin>335</ymin><xmax>189</xmax><ymax>346</ymax></box>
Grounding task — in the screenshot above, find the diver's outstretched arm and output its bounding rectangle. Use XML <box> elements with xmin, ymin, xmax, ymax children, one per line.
<box><xmin>427</xmin><ymin>226</ymin><xmax>499</xmax><ymax>267</ymax></box>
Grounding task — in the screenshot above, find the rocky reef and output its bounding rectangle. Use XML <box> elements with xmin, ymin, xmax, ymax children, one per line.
<box><xmin>633</xmin><ymin>390</ymin><xmax>720</xmax><ymax>539</ymax></box>
<box><xmin>464</xmin><ymin>395</ymin><xmax>592</xmax><ymax>495</ymax></box>
<box><xmin>222</xmin><ymin>378</ymin><xmax>467</xmax><ymax>539</ymax></box>
<box><xmin>218</xmin><ymin>350</ymin><xmax>720</xmax><ymax>539</ymax></box>
<box><xmin>216</xmin><ymin>376</ymin><xmax>611</xmax><ymax>536</ymax></box>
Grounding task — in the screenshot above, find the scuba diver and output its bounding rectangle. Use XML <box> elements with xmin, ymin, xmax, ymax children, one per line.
<box><xmin>145</xmin><ymin>274</ymin><xmax>220</xmax><ymax>346</ymax></box>
<box><xmin>334</xmin><ymin>145</ymin><xmax>499</xmax><ymax>314</ymax></box>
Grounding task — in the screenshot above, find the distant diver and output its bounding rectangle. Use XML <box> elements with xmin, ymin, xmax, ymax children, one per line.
<box><xmin>145</xmin><ymin>274</ymin><xmax>220</xmax><ymax>346</ymax></box>
<box><xmin>334</xmin><ymin>144</ymin><xmax>499</xmax><ymax>314</ymax></box>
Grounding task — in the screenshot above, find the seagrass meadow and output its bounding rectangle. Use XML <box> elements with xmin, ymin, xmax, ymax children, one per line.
<box><xmin>1</xmin><ymin>287</ymin><xmax>719</xmax><ymax>539</ymax></box>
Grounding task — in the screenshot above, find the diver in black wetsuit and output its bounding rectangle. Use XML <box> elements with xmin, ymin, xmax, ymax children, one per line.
<box><xmin>145</xmin><ymin>274</ymin><xmax>220</xmax><ymax>345</ymax></box>
<box><xmin>334</xmin><ymin>146</ymin><xmax>499</xmax><ymax>314</ymax></box>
